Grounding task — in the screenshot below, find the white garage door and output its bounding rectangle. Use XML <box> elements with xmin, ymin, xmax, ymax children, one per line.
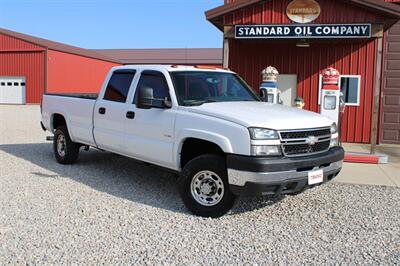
<box><xmin>0</xmin><ymin>77</ymin><xmax>26</xmax><ymax>104</ymax></box>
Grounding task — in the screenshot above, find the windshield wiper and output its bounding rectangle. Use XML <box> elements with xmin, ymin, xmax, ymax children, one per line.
<box><xmin>184</xmin><ymin>99</ymin><xmax>217</xmax><ymax>106</ymax></box>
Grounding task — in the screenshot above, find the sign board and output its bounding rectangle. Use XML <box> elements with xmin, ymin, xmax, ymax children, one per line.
<box><xmin>287</xmin><ymin>0</ymin><xmax>321</xmax><ymax>23</ymax></box>
<box><xmin>235</xmin><ymin>24</ymin><xmax>371</xmax><ymax>39</ymax></box>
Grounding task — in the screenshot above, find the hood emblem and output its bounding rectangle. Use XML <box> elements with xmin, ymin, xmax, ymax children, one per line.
<box><xmin>306</xmin><ymin>136</ymin><xmax>318</xmax><ymax>145</ymax></box>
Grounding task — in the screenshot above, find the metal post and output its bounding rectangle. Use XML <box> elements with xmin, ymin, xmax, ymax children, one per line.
<box><xmin>223</xmin><ymin>38</ymin><xmax>229</xmax><ymax>68</ymax></box>
<box><xmin>370</xmin><ymin>37</ymin><xmax>383</xmax><ymax>154</ymax></box>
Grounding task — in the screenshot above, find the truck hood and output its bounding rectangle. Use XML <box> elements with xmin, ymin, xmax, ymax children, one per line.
<box><xmin>187</xmin><ymin>102</ymin><xmax>333</xmax><ymax>130</ymax></box>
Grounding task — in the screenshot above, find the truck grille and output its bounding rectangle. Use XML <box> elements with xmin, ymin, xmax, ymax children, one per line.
<box><xmin>279</xmin><ymin>128</ymin><xmax>331</xmax><ymax>157</ymax></box>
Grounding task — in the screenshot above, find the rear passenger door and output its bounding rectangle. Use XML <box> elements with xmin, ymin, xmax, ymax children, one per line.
<box><xmin>124</xmin><ymin>70</ymin><xmax>177</xmax><ymax>168</ymax></box>
<box><xmin>93</xmin><ymin>69</ymin><xmax>136</xmax><ymax>152</ymax></box>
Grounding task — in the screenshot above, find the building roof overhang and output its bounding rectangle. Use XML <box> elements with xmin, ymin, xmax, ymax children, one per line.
<box><xmin>205</xmin><ymin>0</ymin><xmax>400</xmax><ymax>31</ymax></box>
<box><xmin>0</xmin><ymin>28</ymin><xmax>121</xmax><ymax>64</ymax></box>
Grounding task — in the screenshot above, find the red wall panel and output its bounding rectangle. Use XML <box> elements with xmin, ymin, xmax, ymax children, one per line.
<box><xmin>0</xmin><ymin>51</ymin><xmax>45</xmax><ymax>103</ymax></box>
<box><xmin>223</xmin><ymin>0</ymin><xmax>385</xmax><ymax>25</ymax></box>
<box><xmin>0</xmin><ymin>33</ymin><xmax>44</xmax><ymax>52</ymax></box>
<box><xmin>47</xmin><ymin>50</ymin><xmax>120</xmax><ymax>94</ymax></box>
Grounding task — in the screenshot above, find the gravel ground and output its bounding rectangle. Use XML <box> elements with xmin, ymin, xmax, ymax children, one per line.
<box><xmin>1</xmin><ymin>105</ymin><xmax>399</xmax><ymax>265</ymax></box>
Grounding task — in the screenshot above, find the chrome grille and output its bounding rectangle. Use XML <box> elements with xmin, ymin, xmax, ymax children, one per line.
<box><xmin>279</xmin><ymin>128</ymin><xmax>331</xmax><ymax>157</ymax></box>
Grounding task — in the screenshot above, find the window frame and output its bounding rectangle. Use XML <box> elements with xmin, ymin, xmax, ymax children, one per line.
<box><xmin>318</xmin><ymin>74</ymin><xmax>361</xmax><ymax>106</ymax></box>
<box><xmin>339</xmin><ymin>75</ymin><xmax>361</xmax><ymax>106</ymax></box>
<box><xmin>102</xmin><ymin>69</ymin><xmax>136</xmax><ymax>103</ymax></box>
<box><xmin>133</xmin><ymin>70</ymin><xmax>171</xmax><ymax>105</ymax></box>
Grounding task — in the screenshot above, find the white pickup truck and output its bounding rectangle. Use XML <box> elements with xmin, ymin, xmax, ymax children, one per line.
<box><xmin>41</xmin><ymin>65</ymin><xmax>344</xmax><ymax>217</ymax></box>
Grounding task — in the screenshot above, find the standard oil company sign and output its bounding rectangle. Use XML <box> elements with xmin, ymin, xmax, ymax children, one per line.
<box><xmin>235</xmin><ymin>24</ymin><xmax>371</xmax><ymax>39</ymax></box>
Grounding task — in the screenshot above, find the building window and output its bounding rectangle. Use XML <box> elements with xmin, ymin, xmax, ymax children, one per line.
<box><xmin>14</xmin><ymin>82</ymin><xmax>19</xmax><ymax>86</ymax></box>
<box><xmin>20</xmin><ymin>82</ymin><xmax>26</xmax><ymax>86</ymax></box>
<box><xmin>7</xmin><ymin>82</ymin><xmax>12</xmax><ymax>86</ymax></box>
<box><xmin>0</xmin><ymin>82</ymin><xmax>5</xmax><ymax>86</ymax></box>
<box><xmin>103</xmin><ymin>70</ymin><xmax>136</xmax><ymax>103</ymax></box>
<box><xmin>318</xmin><ymin>75</ymin><xmax>361</xmax><ymax>106</ymax></box>
<box><xmin>340</xmin><ymin>75</ymin><xmax>360</xmax><ymax>106</ymax></box>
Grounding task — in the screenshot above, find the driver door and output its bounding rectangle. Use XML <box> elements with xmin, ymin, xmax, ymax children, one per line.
<box><xmin>124</xmin><ymin>70</ymin><xmax>177</xmax><ymax>168</ymax></box>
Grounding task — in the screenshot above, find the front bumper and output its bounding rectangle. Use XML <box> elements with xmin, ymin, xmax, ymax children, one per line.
<box><xmin>227</xmin><ymin>147</ymin><xmax>344</xmax><ymax>196</ymax></box>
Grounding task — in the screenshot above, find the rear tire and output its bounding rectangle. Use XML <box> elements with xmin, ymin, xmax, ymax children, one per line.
<box><xmin>53</xmin><ymin>125</ymin><xmax>80</xmax><ymax>164</ymax></box>
<box><xmin>179</xmin><ymin>154</ymin><xmax>236</xmax><ymax>218</ymax></box>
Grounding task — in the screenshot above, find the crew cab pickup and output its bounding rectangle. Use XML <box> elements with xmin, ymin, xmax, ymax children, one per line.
<box><xmin>41</xmin><ymin>65</ymin><xmax>344</xmax><ymax>217</ymax></box>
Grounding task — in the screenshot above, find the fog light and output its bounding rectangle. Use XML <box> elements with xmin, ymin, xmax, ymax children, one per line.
<box><xmin>330</xmin><ymin>138</ymin><xmax>338</xmax><ymax>147</ymax></box>
<box><xmin>251</xmin><ymin>145</ymin><xmax>281</xmax><ymax>156</ymax></box>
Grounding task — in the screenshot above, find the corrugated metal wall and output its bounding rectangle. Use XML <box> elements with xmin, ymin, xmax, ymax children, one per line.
<box><xmin>229</xmin><ymin>40</ymin><xmax>377</xmax><ymax>143</ymax></box>
<box><xmin>47</xmin><ymin>50</ymin><xmax>119</xmax><ymax>94</ymax></box>
<box><xmin>223</xmin><ymin>0</ymin><xmax>385</xmax><ymax>25</ymax></box>
<box><xmin>223</xmin><ymin>0</ymin><xmax>385</xmax><ymax>143</ymax></box>
<box><xmin>0</xmin><ymin>34</ymin><xmax>45</xmax><ymax>103</ymax></box>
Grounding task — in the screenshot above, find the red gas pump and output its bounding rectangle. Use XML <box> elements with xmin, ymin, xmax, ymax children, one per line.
<box><xmin>320</xmin><ymin>67</ymin><xmax>341</xmax><ymax>124</ymax></box>
<box><xmin>320</xmin><ymin>67</ymin><xmax>345</xmax><ymax>144</ymax></box>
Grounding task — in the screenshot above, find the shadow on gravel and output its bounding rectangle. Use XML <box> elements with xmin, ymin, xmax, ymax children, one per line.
<box><xmin>0</xmin><ymin>143</ymin><xmax>283</xmax><ymax>216</ymax></box>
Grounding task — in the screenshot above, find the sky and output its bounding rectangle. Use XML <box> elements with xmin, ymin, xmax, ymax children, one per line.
<box><xmin>0</xmin><ymin>0</ymin><xmax>223</xmax><ymax>49</ymax></box>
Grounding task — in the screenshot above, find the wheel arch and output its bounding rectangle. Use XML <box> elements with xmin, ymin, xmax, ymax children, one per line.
<box><xmin>176</xmin><ymin>130</ymin><xmax>233</xmax><ymax>169</ymax></box>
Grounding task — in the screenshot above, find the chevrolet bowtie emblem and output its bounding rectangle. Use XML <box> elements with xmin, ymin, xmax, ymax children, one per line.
<box><xmin>306</xmin><ymin>136</ymin><xmax>318</xmax><ymax>145</ymax></box>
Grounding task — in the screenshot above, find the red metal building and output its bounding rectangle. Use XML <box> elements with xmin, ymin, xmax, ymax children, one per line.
<box><xmin>206</xmin><ymin>0</ymin><xmax>400</xmax><ymax>144</ymax></box>
<box><xmin>0</xmin><ymin>28</ymin><xmax>121</xmax><ymax>104</ymax></box>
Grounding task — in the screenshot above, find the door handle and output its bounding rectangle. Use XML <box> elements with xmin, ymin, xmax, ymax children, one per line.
<box><xmin>99</xmin><ymin>107</ymin><xmax>106</xmax><ymax>114</ymax></box>
<box><xmin>126</xmin><ymin>111</ymin><xmax>135</xmax><ymax>119</ymax></box>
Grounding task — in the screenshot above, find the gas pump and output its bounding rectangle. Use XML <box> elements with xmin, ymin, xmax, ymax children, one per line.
<box><xmin>320</xmin><ymin>67</ymin><xmax>341</xmax><ymax>125</ymax></box>
<box><xmin>260</xmin><ymin>66</ymin><xmax>282</xmax><ymax>104</ymax></box>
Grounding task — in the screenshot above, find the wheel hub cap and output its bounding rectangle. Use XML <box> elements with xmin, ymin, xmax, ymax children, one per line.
<box><xmin>191</xmin><ymin>170</ymin><xmax>224</xmax><ymax>206</ymax></box>
<box><xmin>57</xmin><ymin>134</ymin><xmax>66</xmax><ymax>157</ymax></box>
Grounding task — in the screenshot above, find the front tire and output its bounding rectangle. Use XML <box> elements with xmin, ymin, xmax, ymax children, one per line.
<box><xmin>180</xmin><ymin>154</ymin><xmax>236</xmax><ymax>218</ymax></box>
<box><xmin>53</xmin><ymin>125</ymin><xmax>80</xmax><ymax>164</ymax></box>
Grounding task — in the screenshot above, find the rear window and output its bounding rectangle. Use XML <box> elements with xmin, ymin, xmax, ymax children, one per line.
<box><xmin>103</xmin><ymin>70</ymin><xmax>136</xmax><ymax>102</ymax></box>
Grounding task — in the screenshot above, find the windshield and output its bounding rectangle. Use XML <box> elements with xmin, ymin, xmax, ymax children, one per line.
<box><xmin>169</xmin><ymin>71</ymin><xmax>260</xmax><ymax>106</ymax></box>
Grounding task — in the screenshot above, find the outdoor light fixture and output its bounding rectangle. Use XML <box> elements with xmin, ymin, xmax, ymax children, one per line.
<box><xmin>296</xmin><ymin>39</ymin><xmax>310</xmax><ymax>48</ymax></box>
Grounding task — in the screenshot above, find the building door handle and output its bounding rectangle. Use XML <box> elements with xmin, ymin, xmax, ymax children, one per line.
<box><xmin>98</xmin><ymin>107</ymin><xmax>106</xmax><ymax>115</ymax></box>
<box><xmin>126</xmin><ymin>111</ymin><xmax>135</xmax><ymax>119</ymax></box>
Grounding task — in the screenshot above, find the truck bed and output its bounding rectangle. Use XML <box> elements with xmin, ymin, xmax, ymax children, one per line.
<box><xmin>41</xmin><ymin>93</ymin><xmax>97</xmax><ymax>146</ymax></box>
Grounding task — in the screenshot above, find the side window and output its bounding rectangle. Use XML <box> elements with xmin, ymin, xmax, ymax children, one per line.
<box><xmin>135</xmin><ymin>71</ymin><xmax>170</xmax><ymax>103</ymax></box>
<box><xmin>103</xmin><ymin>70</ymin><xmax>136</xmax><ymax>103</ymax></box>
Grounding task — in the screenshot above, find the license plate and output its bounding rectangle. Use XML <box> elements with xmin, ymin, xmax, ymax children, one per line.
<box><xmin>308</xmin><ymin>169</ymin><xmax>323</xmax><ymax>185</ymax></box>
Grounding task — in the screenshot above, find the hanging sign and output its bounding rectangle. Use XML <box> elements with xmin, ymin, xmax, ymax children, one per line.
<box><xmin>287</xmin><ymin>0</ymin><xmax>321</xmax><ymax>24</ymax></box>
<box><xmin>235</xmin><ymin>24</ymin><xmax>371</xmax><ymax>39</ymax></box>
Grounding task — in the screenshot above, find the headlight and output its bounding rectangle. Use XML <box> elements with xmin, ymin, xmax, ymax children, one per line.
<box><xmin>330</xmin><ymin>138</ymin><xmax>338</xmax><ymax>147</ymax></box>
<box><xmin>330</xmin><ymin>123</ymin><xmax>338</xmax><ymax>134</ymax></box>
<box><xmin>249</xmin><ymin>128</ymin><xmax>279</xmax><ymax>140</ymax></box>
<box><xmin>251</xmin><ymin>145</ymin><xmax>281</xmax><ymax>156</ymax></box>
<box><xmin>330</xmin><ymin>123</ymin><xmax>339</xmax><ymax>147</ymax></box>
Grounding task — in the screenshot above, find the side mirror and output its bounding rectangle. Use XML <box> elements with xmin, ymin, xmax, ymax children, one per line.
<box><xmin>137</xmin><ymin>87</ymin><xmax>154</xmax><ymax>109</ymax></box>
<box><xmin>137</xmin><ymin>87</ymin><xmax>172</xmax><ymax>109</ymax></box>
